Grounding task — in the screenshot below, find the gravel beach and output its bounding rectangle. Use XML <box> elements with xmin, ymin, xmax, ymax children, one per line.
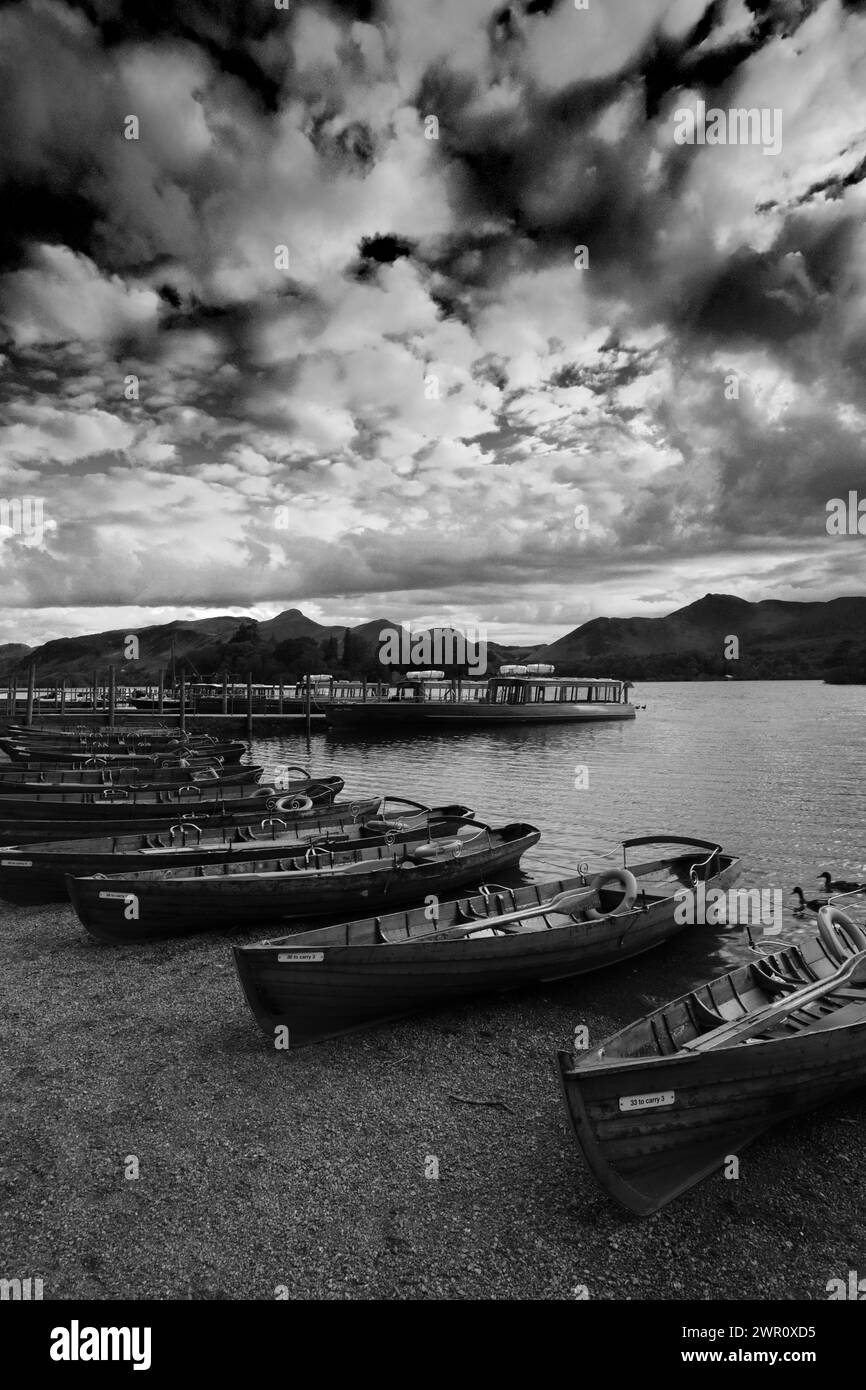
<box><xmin>3</xmin><ymin>897</ymin><xmax>866</xmax><ymax>1302</ymax></box>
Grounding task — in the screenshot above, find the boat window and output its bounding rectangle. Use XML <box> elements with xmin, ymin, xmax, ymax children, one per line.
<box><xmin>495</xmin><ymin>682</ymin><xmax>522</xmax><ymax>704</ymax></box>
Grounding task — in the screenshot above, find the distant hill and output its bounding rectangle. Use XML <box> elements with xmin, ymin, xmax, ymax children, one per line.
<box><xmin>0</xmin><ymin>643</ymin><xmax>31</xmax><ymax>665</ymax></box>
<box><xmin>256</xmin><ymin>609</ymin><xmax>341</xmax><ymax>643</ymax></box>
<box><xmin>3</xmin><ymin>595</ymin><xmax>864</xmax><ymax>683</ymax></box>
<box><xmin>529</xmin><ymin>594</ymin><xmax>866</xmax><ymax>680</ymax></box>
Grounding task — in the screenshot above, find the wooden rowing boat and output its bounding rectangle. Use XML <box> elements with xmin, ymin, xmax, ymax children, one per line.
<box><xmin>2</xmin><ymin>740</ymin><xmax>247</xmax><ymax>765</ymax></box>
<box><xmin>0</xmin><ymin>775</ymin><xmax>344</xmax><ymax>839</ymax></box>
<box><xmin>0</xmin><ymin>792</ymin><xmax>383</xmax><ymax>846</ymax></box>
<box><xmin>557</xmin><ymin>906</ymin><xmax>866</xmax><ymax>1215</ymax></box>
<box><xmin>4</xmin><ymin>723</ymin><xmax>211</xmax><ymax>741</ymax></box>
<box><xmin>0</xmin><ymin>725</ymin><xmax>247</xmax><ymax>761</ymax></box>
<box><xmin>65</xmin><ymin>822</ymin><xmax>540</xmax><ymax>942</ymax></box>
<box><xmin>0</xmin><ymin>781</ymin><xmax>274</xmax><ymax>815</ymax></box>
<box><xmin>231</xmin><ymin>835</ymin><xmax>740</xmax><ymax>1046</ymax></box>
<box><xmin>0</xmin><ymin>745</ymin><xmax>237</xmax><ymax>767</ymax></box>
<box><xmin>0</xmin><ymin>801</ymin><xmax>473</xmax><ymax>903</ymax></box>
<box><xmin>0</xmin><ymin>764</ymin><xmax>264</xmax><ymax>791</ymax></box>
<box><xmin>2</xmin><ymin>725</ymin><xmax>228</xmax><ymax>751</ymax></box>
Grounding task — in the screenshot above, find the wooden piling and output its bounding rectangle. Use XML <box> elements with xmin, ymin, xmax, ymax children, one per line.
<box><xmin>25</xmin><ymin>664</ymin><xmax>35</xmax><ymax>728</ymax></box>
<box><xmin>305</xmin><ymin>671</ymin><xmax>312</xmax><ymax>751</ymax></box>
<box><xmin>221</xmin><ymin>673</ymin><xmax>228</xmax><ymax>716</ymax></box>
<box><xmin>246</xmin><ymin>672</ymin><xmax>253</xmax><ymax>742</ymax></box>
<box><xmin>108</xmin><ymin>665</ymin><xmax>116</xmax><ymax>728</ymax></box>
<box><xmin>157</xmin><ymin>668</ymin><xmax>164</xmax><ymax>717</ymax></box>
<box><xmin>179</xmin><ymin>670</ymin><xmax>186</xmax><ymax>735</ymax></box>
<box><xmin>59</xmin><ymin>677</ymin><xmax>66</xmax><ymax>717</ymax></box>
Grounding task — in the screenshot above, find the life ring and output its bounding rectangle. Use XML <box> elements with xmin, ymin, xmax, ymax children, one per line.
<box><xmin>817</xmin><ymin>905</ymin><xmax>866</xmax><ymax>964</ymax></box>
<box><xmin>271</xmin><ymin>793</ymin><xmax>314</xmax><ymax>814</ymax></box>
<box><xmin>585</xmin><ymin>868</ymin><xmax>639</xmax><ymax>920</ymax></box>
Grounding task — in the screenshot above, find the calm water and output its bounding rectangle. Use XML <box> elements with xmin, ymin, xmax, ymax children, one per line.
<box><xmin>251</xmin><ymin>681</ymin><xmax>866</xmax><ymax>983</ymax></box>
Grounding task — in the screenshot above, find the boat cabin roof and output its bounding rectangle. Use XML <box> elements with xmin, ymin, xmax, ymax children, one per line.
<box><xmin>490</xmin><ymin>675</ymin><xmax>624</xmax><ymax>686</ymax></box>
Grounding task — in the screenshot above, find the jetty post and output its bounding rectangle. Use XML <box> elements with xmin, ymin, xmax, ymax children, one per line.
<box><xmin>157</xmin><ymin>668</ymin><xmax>164</xmax><ymax>717</ymax></box>
<box><xmin>179</xmin><ymin>670</ymin><xmax>187</xmax><ymax>735</ymax></box>
<box><xmin>246</xmin><ymin>672</ymin><xmax>253</xmax><ymax>742</ymax></box>
<box><xmin>25</xmin><ymin>663</ymin><xmax>35</xmax><ymax>727</ymax></box>
<box><xmin>221</xmin><ymin>673</ymin><xmax>228</xmax><ymax>716</ymax></box>
<box><xmin>59</xmin><ymin>677</ymin><xmax>66</xmax><ymax>717</ymax></box>
<box><xmin>305</xmin><ymin>671</ymin><xmax>312</xmax><ymax>751</ymax></box>
<box><xmin>108</xmin><ymin>665</ymin><xmax>116</xmax><ymax>728</ymax></box>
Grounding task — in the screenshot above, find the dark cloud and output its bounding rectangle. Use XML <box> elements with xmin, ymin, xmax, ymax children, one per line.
<box><xmin>0</xmin><ymin>0</ymin><xmax>864</xmax><ymax>641</ymax></box>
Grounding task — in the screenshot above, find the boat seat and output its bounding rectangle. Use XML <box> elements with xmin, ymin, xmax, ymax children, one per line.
<box><xmin>750</xmin><ymin>960</ymin><xmax>792</xmax><ymax>995</ymax></box>
<box><xmin>689</xmin><ymin>993</ymin><xmax>726</xmax><ymax>1031</ymax></box>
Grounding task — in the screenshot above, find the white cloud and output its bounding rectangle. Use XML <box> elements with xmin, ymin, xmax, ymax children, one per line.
<box><xmin>0</xmin><ymin>245</ymin><xmax>160</xmax><ymax>346</ymax></box>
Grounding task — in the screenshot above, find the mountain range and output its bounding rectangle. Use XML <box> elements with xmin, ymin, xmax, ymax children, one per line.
<box><xmin>2</xmin><ymin>595</ymin><xmax>864</xmax><ymax>683</ymax></box>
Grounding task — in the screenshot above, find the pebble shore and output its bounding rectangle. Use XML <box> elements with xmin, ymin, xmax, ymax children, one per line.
<box><xmin>3</xmin><ymin>899</ymin><xmax>866</xmax><ymax>1301</ymax></box>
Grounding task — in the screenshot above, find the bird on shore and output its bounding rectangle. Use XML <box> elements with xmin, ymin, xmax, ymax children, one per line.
<box><xmin>818</xmin><ymin>871</ymin><xmax>865</xmax><ymax>894</ymax></box>
<box><xmin>792</xmin><ymin>887</ymin><xmax>826</xmax><ymax>914</ymax></box>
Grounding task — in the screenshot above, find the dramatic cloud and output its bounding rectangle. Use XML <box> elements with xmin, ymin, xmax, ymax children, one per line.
<box><xmin>0</xmin><ymin>0</ymin><xmax>865</xmax><ymax>645</ymax></box>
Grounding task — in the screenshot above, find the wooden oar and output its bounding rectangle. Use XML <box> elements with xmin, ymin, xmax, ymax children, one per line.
<box><xmin>387</xmin><ymin>886</ymin><xmax>598</xmax><ymax>945</ymax></box>
<box><xmin>685</xmin><ymin>950</ymin><xmax>866</xmax><ymax>1052</ymax></box>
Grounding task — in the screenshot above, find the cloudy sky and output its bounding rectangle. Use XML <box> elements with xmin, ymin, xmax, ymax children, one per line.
<box><xmin>0</xmin><ymin>0</ymin><xmax>865</xmax><ymax>647</ymax></box>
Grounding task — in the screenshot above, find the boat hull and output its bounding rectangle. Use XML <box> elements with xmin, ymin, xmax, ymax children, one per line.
<box><xmin>0</xmin><ymin>804</ymin><xmax>472</xmax><ymax>903</ymax></box>
<box><xmin>0</xmin><ymin>795</ymin><xmax>383</xmax><ymax>845</ymax></box>
<box><xmin>0</xmin><ymin>777</ymin><xmax>341</xmax><ymax>827</ymax></box>
<box><xmin>233</xmin><ymin>845</ymin><xmax>740</xmax><ymax>1045</ymax></box>
<box><xmin>557</xmin><ymin>1018</ymin><xmax>866</xmax><ymax>1216</ymax></box>
<box><xmin>65</xmin><ymin>825</ymin><xmax>540</xmax><ymax>942</ymax></box>
<box><xmin>557</xmin><ymin>928</ymin><xmax>866</xmax><ymax>1214</ymax></box>
<box><xmin>0</xmin><ymin>745</ymin><xmax>247</xmax><ymax>767</ymax></box>
<box><xmin>0</xmin><ymin>765</ymin><xmax>263</xmax><ymax>792</ymax></box>
<box><xmin>1</xmin><ymin>748</ymin><xmax>237</xmax><ymax>769</ymax></box>
<box><xmin>327</xmin><ymin>702</ymin><xmax>636</xmax><ymax>730</ymax></box>
<box><xmin>0</xmin><ymin>783</ymin><xmax>351</xmax><ymax>845</ymax></box>
<box><xmin>0</xmin><ymin>785</ymin><xmax>274</xmax><ymax>818</ymax></box>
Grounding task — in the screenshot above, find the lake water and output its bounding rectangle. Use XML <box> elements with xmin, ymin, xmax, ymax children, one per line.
<box><xmin>250</xmin><ymin>680</ymin><xmax>866</xmax><ymax>989</ymax></box>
